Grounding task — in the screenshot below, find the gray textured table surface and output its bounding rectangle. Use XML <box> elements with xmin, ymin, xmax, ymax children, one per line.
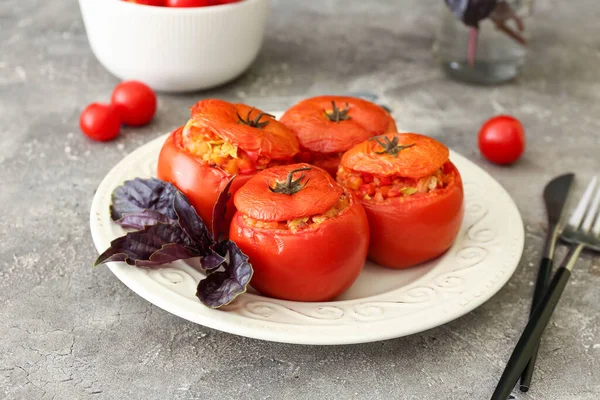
<box><xmin>1</xmin><ymin>0</ymin><xmax>600</xmax><ymax>399</ymax></box>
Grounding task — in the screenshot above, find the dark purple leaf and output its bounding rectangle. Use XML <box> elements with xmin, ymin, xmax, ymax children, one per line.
<box><xmin>110</xmin><ymin>178</ymin><xmax>178</xmax><ymax>221</ymax></box>
<box><xmin>173</xmin><ymin>191</ymin><xmax>214</xmax><ymax>254</ymax></box>
<box><xmin>99</xmin><ymin>176</ymin><xmax>255</xmax><ymax>309</ymax></box>
<box><xmin>116</xmin><ymin>209</ymin><xmax>173</xmax><ymax>230</ymax></box>
<box><xmin>201</xmin><ymin>249</ymin><xmax>227</xmax><ymax>272</ymax></box>
<box><xmin>211</xmin><ymin>176</ymin><xmax>236</xmax><ymax>241</ymax></box>
<box><xmin>137</xmin><ymin>243</ymin><xmax>198</xmax><ymax>267</ymax></box>
<box><xmin>445</xmin><ymin>0</ymin><xmax>497</xmax><ymax>27</ymax></box>
<box><xmin>196</xmin><ymin>240</ymin><xmax>253</xmax><ymax>308</ymax></box>
<box><xmin>94</xmin><ymin>223</ymin><xmax>199</xmax><ymax>268</ymax></box>
<box><xmin>201</xmin><ymin>239</ymin><xmax>231</xmax><ymax>272</ymax></box>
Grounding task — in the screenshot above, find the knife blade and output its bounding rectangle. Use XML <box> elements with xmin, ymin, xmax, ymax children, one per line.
<box><xmin>519</xmin><ymin>172</ymin><xmax>575</xmax><ymax>392</ymax></box>
<box><xmin>542</xmin><ymin>173</ymin><xmax>576</xmax><ymax>258</ymax></box>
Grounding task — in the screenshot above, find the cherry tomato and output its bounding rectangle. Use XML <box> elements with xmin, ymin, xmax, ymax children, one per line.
<box><xmin>157</xmin><ymin>100</ymin><xmax>299</xmax><ymax>232</ymax></box>
<box><xmin>280</xmin><ymin>96</ymin><xmax>397</xmax><ymax>176</ymax></box>
<box><xmin>79</xmin><ymin>103</ymin><xmax>121</xmax><ymax>142</ymax></box>
<box><xmin>123</xmin><ymin>0</ymin><xmax>165</xmax><ymax>6</ymax></box>
<box><xmin>110</xmin><ymin>81</ymin><xmax>157</xmax><ymax>126</ymax></box>
<box><xmin>478</xmin><ymin>115</ymin><xmax>526</xmax><ymax>165</ymax></box>
<box><xmin>230</xmin><ymin>163</ymin><xmax>370</xmax><ymax>302</ymax></box>
<box><xmin>165</xmin><ymin>0</ymin><xmax>216</xmax><ymax>7</ymax></box>
<box><xmin>338</xmin><ymin>133</ymin><xmax>464</xmax><ymax>269</ymax></box>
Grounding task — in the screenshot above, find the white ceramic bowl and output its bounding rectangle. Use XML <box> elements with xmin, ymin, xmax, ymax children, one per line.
<box><xmin>79</xmin><ymin>0</ymin><xmax>270</xmax><ymax>92</ymax></box>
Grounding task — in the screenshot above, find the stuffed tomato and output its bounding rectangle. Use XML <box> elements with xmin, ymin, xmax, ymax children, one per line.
<box><xmin>229</xmin><ymin>163</ymin><xmax>369</xmax><ymax>302</ymax></box>
<box><xmin>157</xmin><ymin>99</ymin><xmax>299</xmax><ymax>231</ymax></box>
<box><xmin>279</xmin><ymin>96</ymin><xmax>396</xmax><ymax>176</ymax></box>
<box><xmin>337</xmin><ymin>133</ymin><xmax>464</xmax><ymax>269</ymax></box>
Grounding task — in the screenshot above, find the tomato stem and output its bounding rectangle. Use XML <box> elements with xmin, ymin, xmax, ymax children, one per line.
<box><xmin>371</xmin><ymin>135</ymin><xmax>415</xmax><ymax>157</ymax></box>
<box><xmin>237</xmin><ymin>107</ymin><xmax>275</xmax><ymax>129</ymax></box>
<box><xmin>269</xmin><ymin>167</ymin><xmax>311</xmax><ymax>195</ymax></box>
<box><xmin>324</xmin><ymin>101</ymin><xmax>351</xmax><ymax>123</ymax></box>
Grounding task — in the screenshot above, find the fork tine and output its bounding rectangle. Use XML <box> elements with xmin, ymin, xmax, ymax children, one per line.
<box><xmin>568</xmin><ymin>176</ymin><xmax>598</xmax><ymax>229</ymax></box>
<box><xmin>593</xmin><ymin>214</ymin><xmax>600</xmax><ymax>237</ymax></box>
<box><xmin>593</xmin><ymin>189</ymin><xmax>600</xmax><ymax>236</ymax></box>
<box><xmin>582</xmin><ymin>183</ymin><xmax>600</xmax><ymax>232</ymax></box>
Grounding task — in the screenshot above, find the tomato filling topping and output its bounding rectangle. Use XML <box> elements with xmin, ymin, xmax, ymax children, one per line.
<box><xmin>337</xmin><ymin>163</ymin><xmax>452</xmax><ymax>202</ymax></box>
<box><xmin>181</xmin><ymin>120</ymin><xmax>284</xmax><ymax>175</ymax></box>
<box><xmin>242</xmin><ymin>194</ymin><xmax>350</xmax><ymax>232</ymax></box>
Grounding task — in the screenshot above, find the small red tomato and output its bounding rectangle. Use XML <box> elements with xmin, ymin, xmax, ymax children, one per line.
<box><xmin>80</xmin><ymin>103</ymin><xmax>121</xmax><ymax>142</ymax></box>
<box><xmin>123</xmin><ymin>0</ymin><xmax>165</xmax><ymax>6</ymax></box>
<box><xmin>478</xmin><ymin>115</ymin><xmax>526</xmax><ymax>165</ymax></box>
<box><xmin>111</xmin><ymin>81</ymin><xmax>157</xmax><ymax>126</ymax></box>
<box><xmin>165</xmin><ymin>0</ymin><xmax>216</xmax><ymax>7</ymax></box>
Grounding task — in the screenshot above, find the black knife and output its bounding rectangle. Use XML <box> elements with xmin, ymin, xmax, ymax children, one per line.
<box><xmin>519</xmin><ymin>173</ymin><xmax>575</xmax><ymax>392</ymax></box>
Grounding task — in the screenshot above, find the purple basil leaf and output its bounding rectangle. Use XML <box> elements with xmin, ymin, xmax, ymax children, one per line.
<box><xmin>110</xmin><ymin>178</ymin><xmax>178</xmax><ymax>221</ymax></box>
<box><xmin>201</xmin><ymin>249</ymin><xmax>227</xmax><ymax>272</ymax></box>
<box><xmin>445</xmin><ymin>0</ymin><xmax>497</xmax><ymax>27</ymax></box>
<box><xmin>201</xmin><ymin>239</ymin><xmax>232</xmax><ymax>272</ymax></box>
<box><xmin>116</xmin><ymin>209</ymin><xmax>174</xmax><ymax>230</ymax></box>
<box><xmin>173</xmin><ymin>191</ymin><xmax>214</xmax><ymax>254</ymax></box>
<box><xmin>211</xmin><ymin>175</ymin><xmax>236</xmax><ymax>242</ymax></box>
<box><xmin>137</xmin><ymin>243</ymin><xmax>198</xmax><ymax>267</ymax></box>
<box><xmin>94</xmin><ymin>223</ymin><xmax>199</xmax><ymax>267</ymax></box>
<box><xmin>196</xmin><ymin>240</ymin><xmax>253</xmax><ymax>308</ymax></box>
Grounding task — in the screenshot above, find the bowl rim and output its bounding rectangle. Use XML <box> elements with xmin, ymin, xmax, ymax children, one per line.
<box><xmin>81</xmin><ymin>0</ymin><xmax>269</xmax><ymax>14</ymax></box>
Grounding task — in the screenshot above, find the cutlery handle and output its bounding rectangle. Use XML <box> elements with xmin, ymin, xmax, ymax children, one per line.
<box><xmin>490</xmin><ymin>266</ymin><xmax>572</xmax><ymax>400</ymax></box>
<box><xmin>519</xmin><ymin>257</ymin><xmax>553</xmax><ymax>391</ymax></box>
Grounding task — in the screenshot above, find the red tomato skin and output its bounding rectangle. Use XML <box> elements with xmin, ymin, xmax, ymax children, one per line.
<box><xmin>111</xmin><ymin>81</ymin><xmax>157</xmax><ymax>126</ymax></box>
<box><xmin>156</xmin><ymin>128</ymin><xmax>253</xmax><ymax>230</ymax></box>
<box><xmin>123</xmin><ymin>0</ymin><xmax>165</xmax><ymax>5</ymax></box>
<box><xmin>363</xmin><ymin>162</ymin><xmax>464</xmax><ymax>269</ymax></box>
<box><xmin>233</xmin><ymin>163</ymin><xmax>343</xmax><ymax>222</ymax></box>
<box><xmin>230</xmin><ymin>193</ymin><xmax>369</xmax><ymax>302</ymax></box>
<box><xmin>165</xmin><ymin>0</ymin><xmax>216</xmax><ymax>7</ymax></box>
<box><xmin>310</xmin><ymin>155</ymin><xmax>342</xmax><ymax>178</ymax></box>
<box><xmin>478</xmin><ymin>115</ymin><xmax>526</xmax><ymax>165</ymax></box>
<box><xmin>79</xmin><ymin>103</ymin><xmax>121</xmax><ymax>142</ymax></box>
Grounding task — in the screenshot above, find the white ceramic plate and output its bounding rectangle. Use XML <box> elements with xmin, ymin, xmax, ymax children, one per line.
<box><xmin>90</xmin><ymin>118</ymin><xmax>524</xmax><ymax>345</ymax></box>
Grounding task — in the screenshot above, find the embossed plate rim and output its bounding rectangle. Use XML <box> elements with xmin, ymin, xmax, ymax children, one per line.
<box><xmin>90</xmin><ymin>118</ymin><xmax>524</xmax><ymax>345</ymax></box>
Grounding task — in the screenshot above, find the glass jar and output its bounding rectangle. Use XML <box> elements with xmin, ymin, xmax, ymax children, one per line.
<box><xmin>433</xmin><ymin>0</ymin><xmax>534</xmax><ymax>85</ymax></box>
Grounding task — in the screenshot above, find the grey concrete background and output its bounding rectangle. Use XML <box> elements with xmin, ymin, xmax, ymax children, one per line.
<box><xmin>1</xmin><ymin>0</ymin><xmax>600</xmax><ymax>399</ymax></box>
